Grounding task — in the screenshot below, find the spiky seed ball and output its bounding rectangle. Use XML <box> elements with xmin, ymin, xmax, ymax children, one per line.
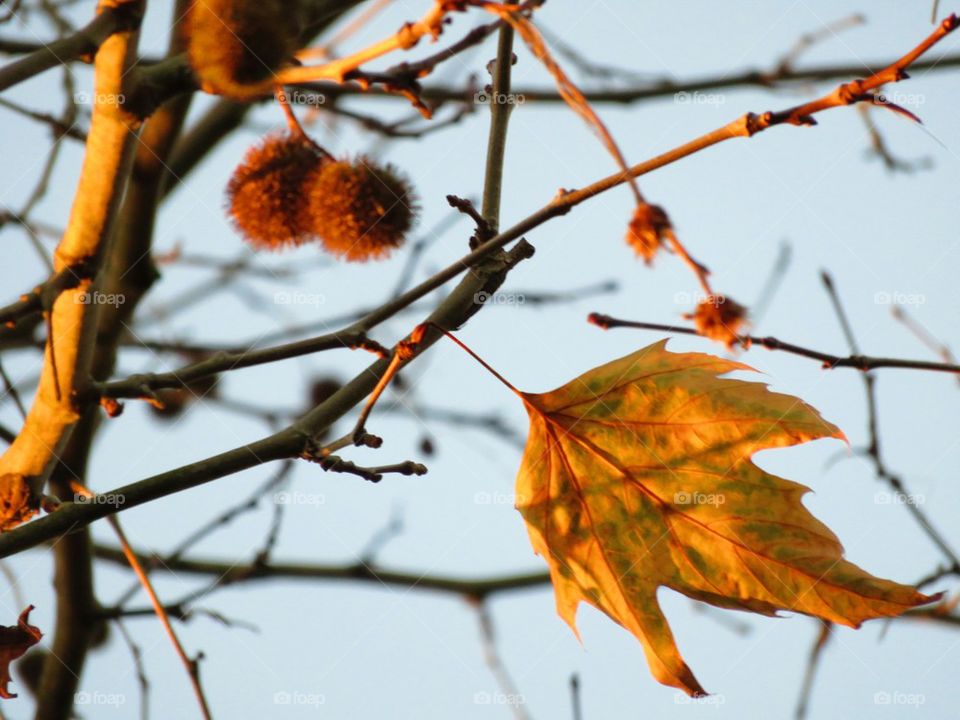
<box><xmin>305</xmin><ymin>157</ymin><xmax>418</xmax><ymax>262</ymax></box>
<box><xmin>684</xmin><ymin>295</ymin><xmax>748</xmax><ymax>349</ymax></box>
<box><xmin>226</xmin><ymin>133</ymin><xmax>327</xmax><ymax>249</ymax></box>
<box><xmin>626</xmin><ymin>202</ymin><xmax>671</xmax><ymax>264</ymax></box>
<box><xmin>185</xmin><ymin>0</ymin><xmax>300</xmax><ymax>100</ymax></box>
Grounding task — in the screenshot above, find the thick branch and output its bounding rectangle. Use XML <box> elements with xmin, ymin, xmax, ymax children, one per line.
<box><xmin>0</xmin><ymin>2</ymin><xmax>141</xmax><ymax>92</ymax></box>
<box><xmin>0</xmin><ymin>0</ymin><xmax>143</xmax><ymax>530</ymax></box>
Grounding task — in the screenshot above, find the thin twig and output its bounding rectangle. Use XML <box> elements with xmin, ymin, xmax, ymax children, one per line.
<box><xmin>115</xmin><ymin>620</ymin><xmax>149</xmax><ymax>720</ymax></box>
<box><xmin>474</xmin><ymin>601</ymin><xmax>531</xmax><ymax>720</ymax></box>
<box><xmin>891</xmin><ymin>305</ymin><xmax>960</xmax><ymax>386</ymax></box>
<box><xmin>794</xmin><ymin>622</ymin><xmax>833</xmax><ymax>720</ymax></box>
<box><xmin>570</xmin><ymin>674</ymin><xmax>582</xmax><ymax>720</ymax></box>
<box><xmin>749</xmin><ymin>241</ymin><xmax>792</xmax><ymax>328</ymax></box>
<box><xmin>114</xmin><ymin>462</ymin><xmax>295</xmax><ymax>608</ymax></box>
<box><xmin>818</xmin><ymin>273</ymin><xmax>960</xmax><ymax>572</ymax></box>
<box><xmin>588</xmin><ymin>313</ymin><xmax>960</xmax><ymax>375</ymax></box>
<box><xmin>73</xmin><ymin>484</ymin><xmax>212</xmax><ymax>720</ymax></box>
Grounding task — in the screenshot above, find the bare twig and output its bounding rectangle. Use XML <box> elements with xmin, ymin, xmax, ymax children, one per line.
<box><xmin>749</xmin><ymin>241</ymin><xmax>792</xmax><ymax>328</ymax></box>
<box><xmin>570</xmin><ymin>674</ymin><xmax>582</xmax><ymax>720</ymax></box>
<box><xmin>302</xmin><ymin>452</ymin><xmax>427</xmax><ymax>484</ymax></box>
<box><xmin>858</xmin><ymin>104</ymin><xmax>932</xmax><ymax>172</ymax></box>
<box><xmin>93</xmin><ymin>329</ymin><xmax>383</xmax><ymax>401</ymax></box>
<box><xmin>891</xmin><ymin>305</ymin><xmax>960</xmax><ymax>386</ymax></box>
<box><xmin>794</xmin><ymin>622</ymin><xmax>833</xmax><ymax>720</ymax></box>
<box><xmin>819</xmin><ymin>272</ymin><xmax>960</xmax><ymax>572</ymax></box>
<box><xmin>473</xmin><ymin>601</ymin><xmax>531</xmax><ymax>720</ymax></box>
<box><xmin>73</xmin><ymin>484</ymin><xmax>211</xmax><ymax>720</ymax></box>
<box><xmin>114</xmin><ymin>462</ymin><xmax>295</xmax><ymax>608</ymax></box>
<box><xmin>93</xmin><ymin>543</ymin><xmax>550</xmax><ymax>600</ymax></box>
<box><xmin>776</xmin><ymin>14</ymin><xmax>865</xmax><ymax>75</ymax></box>
<box><xmin>588</xmin><ymin>313</ymin><xmax>960</xmax><ymax>375</ymax></box>
<box><xmin>114</xmin><ymin>621</ymin><xmax>149</xmax><ymax>720</ymax></box>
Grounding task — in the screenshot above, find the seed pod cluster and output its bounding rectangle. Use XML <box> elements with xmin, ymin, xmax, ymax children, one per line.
<box><xmin>226</xmin><ymin>133</ymin><xmax>418</xmax><ymax>261</ymax></box>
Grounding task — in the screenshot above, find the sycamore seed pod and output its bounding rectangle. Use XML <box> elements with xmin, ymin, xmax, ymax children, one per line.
<box><xmin>304</xmin><ymin>157</ymin><xmax>418</xmax><ymax>262</ymax></box>
<box><xmin>226</xmin><ymin>132</ymin><xmax>327</xmax><ymax>249</ymax></box>
<box><xmin>626</xmin><ymin>202</ymin><xmax>671</xmax><ymax>264</ymax></box>
<box><xmin>684</xmin><ymin>295</ymin><xmax>748</xmax><ymax>349</ymax></box>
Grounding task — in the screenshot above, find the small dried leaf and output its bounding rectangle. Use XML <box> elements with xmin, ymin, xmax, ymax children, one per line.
<box><xmin>0</xmin><ymin>606</ymin><xmax>42</xmax><ymax>699</ymax></box>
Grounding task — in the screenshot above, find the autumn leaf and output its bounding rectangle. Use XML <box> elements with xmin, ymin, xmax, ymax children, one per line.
<box><xmin>0</xmin><ymin>606</ymin><xmax>42</xmax><ymax>699</ymax></box>
<box><xmin>514</xmin><ymin>340</ymin><xmax>938</xmax><ymax>695</ymax></box>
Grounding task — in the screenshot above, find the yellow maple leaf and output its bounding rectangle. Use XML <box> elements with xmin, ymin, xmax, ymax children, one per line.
<box><xmin>515</xmin><ymin>339</ymin><xmax>937</xmax><ymax>695</ymax></box>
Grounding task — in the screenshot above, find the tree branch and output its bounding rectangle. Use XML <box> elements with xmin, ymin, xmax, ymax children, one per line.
<box><xmin>0</xmin><ymin>2</ymin><xmax>141</xmax><ymax>92</ymax></box>
<box><xmin>588</xmin><ymin>314</ymin><xmax>960</xmax><ymax>375</ymax></box>
<box><xmin>0</xmin><ymin>0</ymin><xmax>144</xmax><ymax>530</ymax></box>
<box><xmin>91</xmin><ymin>544</ymin><xmax>551</xmax><ymax>602</ymax></box>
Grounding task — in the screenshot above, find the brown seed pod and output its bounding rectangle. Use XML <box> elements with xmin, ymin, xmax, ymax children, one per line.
<box><xmin>626</xmin><ymin>202</ymin><xmax>671</xmax><ymax>264</ymax></box>
<box><xmin>185</xmin><ymin>0</ymin><xmax>300</xmax><ymax>100</ymax></box>
<box><xmin>305</xmin><ymin>157</ymin><xmax>418</xmax><ymax>262</ymax></box>
<box><xmin>226</xmin><ymin>133</ymin><xmax>327</xmax><ymax>249</ymax></box>
<box><xmin>684</xmin><ymin>295</ymin><xmax>748</xmax><ymax>349</ymax></box>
